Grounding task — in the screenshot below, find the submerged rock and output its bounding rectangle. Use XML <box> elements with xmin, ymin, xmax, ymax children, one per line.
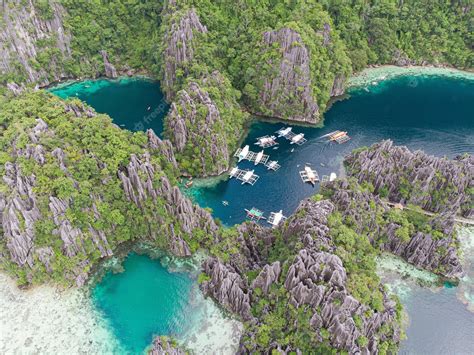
<box><xmin>148</xmin><ymin>336</ymin><xmax>186</xmax><ymax>355</ymax></box>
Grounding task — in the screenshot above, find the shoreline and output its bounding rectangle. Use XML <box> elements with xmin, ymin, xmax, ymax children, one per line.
<box><xmin>348</xmin><ymin>65</ymin><xmax>474</xmax><ymax>88</ymax></box>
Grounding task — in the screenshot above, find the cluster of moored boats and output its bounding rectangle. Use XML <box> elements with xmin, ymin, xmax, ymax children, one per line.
<box><xmin>227</xmin><ymin>126</ymin><xmax>350</xmax><ymax>225</ymax></box>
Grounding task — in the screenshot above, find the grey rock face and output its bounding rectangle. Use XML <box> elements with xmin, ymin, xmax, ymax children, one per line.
<box><xmin>147</xmin><ymin>129</ymin><xmax>178</xmax><ymax>170</ymax></box>
<box><xmin>1</xmin><ymin>163</ymin><xmax>41</xmax><ymax>268</ymax></box>
<box><xmin>284</xmin><ymin>248</ymin><xmax>400</xmax><ymax>354</ymax></box>
<box><xmin>118</xmin><ymin>149</ymin><xmax>218</xmax><ymax>257</ymax></box>
<box><xmin>201</xmin><ymin>257</ymin><xmax>253</xmax><ymax>321</ymax></box>
<box><xmin>282</xmin><ymin>199</ymin><xmax>335</xmax><ymax>252</ymax></box>
<box><xmin>251</xmin><ymin>261</ymin><xmax>281</xmax><ymax>295</ymax></box>
<box><xmin>161</xmin><ymin>6</ymin><xmax>208</xmax><ymax>101</ymax></box>
<box><xmin>100</xmin><ymin>50</ymin><xmax>118</xmax><ymax>78</ymax></box>
<box><xmin>256</xmin><ymin>27</ymin><xmax>319</xmax><ymax>123</ymax></box>
<box><xmin>0</xmin><ymin>0</ymin><xmax>71</xmax><ymax>86</ymax></box>
<box><xmin>329</xmin><ymin>179</ymin><xmax>464</xmax><ymax>279</ymax></box>
<box><xmin>346</xmin><ymin>140</ymin><xmax>473</xmax><ymax>218</ymax></box>
<box><xmin>166</xmin><ymin>78</ymin><xmax>229</xmax><ymax>176</ymax></box>
<box><xmin>330</xmin><ymin>75</ymin><xmax>346</xmax><ymax>97</ymax></box>
<box><xmin>148</xmin><ymin>336</ymin><xmax>185</xmax><ymax>355</ymax></box>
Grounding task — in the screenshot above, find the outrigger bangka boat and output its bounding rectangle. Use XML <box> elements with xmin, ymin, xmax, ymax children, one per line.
<box><xmin>245</xmin><ymin>207</ymin><xmax>266</xmax><ymax>221</ymax></box>
<box><xmin>299</xmin><ymin>165</ymin><xmax>319</xmax><ymax>186</ymax></box>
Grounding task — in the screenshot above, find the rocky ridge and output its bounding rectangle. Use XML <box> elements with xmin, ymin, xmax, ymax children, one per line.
<box><xmin>328</xmin><ymin>179</ymin><xmax>464</xmax><ymax>279</ymax></box>
<box><xmin>166</xmin><ymin>76</ymin><xmax>230</xmax><ymax>176</ymax></box>
<box><xmin>201</xmin><ymin>199</ymin><xmax>402</xmax><ymax>354</ymax></box>
<box><xmin>160</xmin><ymin>4</ymin><xmax>208</xmax><ymax>101</ymax></box>
<box><xmin>0</xmin><ymin>94</ymin><xmax>218</xmax><ymax>285</ymax></box>
<box><xmin>345</xmin><ymin>140</ymin><xmax>473</xmax><ymax>218</ymax></box>
<box><xmin>252</xmin><ymin>27</ymin><xmax>320</xmax><ymax>123</ymax></box>
<box><xmin>0</xmin><ymin>0</ymin><xmax>71</xmax><ymax>86</ymax></box>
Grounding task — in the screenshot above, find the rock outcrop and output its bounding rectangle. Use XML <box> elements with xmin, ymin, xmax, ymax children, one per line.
<box><xmin>345</xmin><ymin>140</ymin><xmax>473</xmax><ymax>218</ymax></box>
<box><xmin>201</xmin><ymin>257</ymin><xmax>253</xmax><ymax>321</ymax></box>
<box><xmin>118</xmin><ymin>151</ymin><xmax>218</xmax><ymax>256</ymax></box>
<box><xmin>284</xmin><ymin>248</ymin><xmax>400</xmax><ymax>354</ymax></box>
<box><xmin>251</xmin><ymin>261</ymin><xmax>280</xmax><ymax>295</ymax></box>
<box><xmin>100</xmin><ymin>50</ymin><xmax>118</xmax><ymax>78</ymax></box>
<box><xmin>161</xmin><ymin>5</ymin><xmax>208</xmax><ymax>101</ymax></box>
<box><xmin>166</xmin><ymin>78</ymin><xmax>230</xmax><ymax>176</ymax></box>
<box><xmin>252</xmin><ymin>27</ymin><xmax>319</xmax><ymax>123</ymax></box>
<box><xmin>148</xmin><ymin>336</ymin><xmax>186</xmax><ymax>355</ymax></box>
<box><xmin>0</xmin><ymin>0</ymin><xmax>71</xmax><ymax>86</ymax></box>
<box><xmin>328</xmin><ymin>179</ymin><xmax>464</xmax><ymax>279</ymax></box>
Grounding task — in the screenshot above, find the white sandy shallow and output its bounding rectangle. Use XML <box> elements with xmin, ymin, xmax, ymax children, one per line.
<box><xmin>349</xmin><ymin>65</ymin><xmax>474</xmax><ymax>88</ymax></box>
<box><xmin>377</xmin><ymin>227</ymin><xmax>474</xmax><ymax>313</ymax></box>
<box><xmin>0</xmin><ymin>250</ymin><xmax>242</xmax><ymax>355</ymax></box>
<box><xmin>0</xmin><ymin>273</ymin><xmax>123</xmax><ymax>354</ymax></box>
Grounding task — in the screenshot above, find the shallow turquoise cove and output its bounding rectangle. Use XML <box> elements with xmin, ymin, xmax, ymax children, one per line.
<box><xmin>49</xmin><ymin>77</ymin><xmax>169</xmax><ymax>136</ymax></box>
<box><xmin>91</xmin><ymin>253</ymin><xmax>194</xmax><ymax>353</ymax></box>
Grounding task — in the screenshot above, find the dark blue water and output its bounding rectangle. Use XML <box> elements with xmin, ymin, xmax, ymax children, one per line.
<box><xmin>49</xmin><ymin>77</ymin><xmax>169</xmax><ymax>135</ymax></box>
<box><xmin>92</xmin><ymin>253</ymin><xmax>194</xmax><ymax>353</ymax></box>
<box><xmin>190</xmin><ymin>75</ymin><xmax>474</xmax><ymax>226</ymax></box>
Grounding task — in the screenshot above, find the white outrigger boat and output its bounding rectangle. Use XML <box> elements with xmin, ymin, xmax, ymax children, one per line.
<box><xmin>276</xmin><ymin>127</ymin><xmax>292</xmax><ymax>138</ymax></box>
<box><xmin>237</xmin><ymin>145</ymin><xmax>250</xmax><ymax>162</ymax></box>
<box><xmin>254</xmin><ymin>150</ymin><xmax>264</xmax><ymax>165</ymax></box>
<box><xmin>299</xmin><ymin>165</ymin><xmax>319</xmax><ymax>186</ymax></box>
<box><xmin>267</xmin><ymin>210</ymin><xmax>287</xmax><ymax>228</ymax></box>
<box><xmin>255</xmin><ymin>135</ymin><xmax>278</xmax><ymax>148</ymax></box>
<box><xmin>290</xmin><ymin>133</ymin><xmax>305</xmax><ymax>145</ymax></box>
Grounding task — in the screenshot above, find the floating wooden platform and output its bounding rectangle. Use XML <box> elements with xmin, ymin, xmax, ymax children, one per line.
<box><xmin>265</xmin><ymin>160</ymin><xmax>281</xmax><ymax>171</ymax></box>
<box><xmin>229</xmin><ymin>167</ymin><xmax>259</xmax><ymax>185</ymax></box>
<box><xmin>245</xmin><ymin>207</ymin><xmax>266</xmax><ymax>221</ymax></box>
<box><xmin>267</xmin><ymin>210</ymin><xmax>287</xmax><ymax>228</ymax></box>
<box><xmin>328</xmin><ymin>130</ymin><xmax>350</xmax><ymax>144</ymax></box>
<box><xmin>299</xmin><ymin>165</ymin><xmax>319</xmax><ymax>186</ymax></box>
<box><xmin>255</xmin><ymin>135</ymin><xmax>278</xmax><ymax>148</ymax></box>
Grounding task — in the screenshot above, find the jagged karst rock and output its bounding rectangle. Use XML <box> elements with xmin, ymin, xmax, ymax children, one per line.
<box><xmin>148</xmin><ymin>336</ymin><xmax>185</xmax><ymax>355</ymax></box>
<box><xmin>201</xmin><ymin>257</ymin><xmax>253</xmax><ymax>321</ymax></box>
<box><xmin>166</xmin><ymin>78</ymin><xmax>230</xmax><ymax>176</ymax></box>
<box><xmin>0</xmin><ymin>0</ymin><xmax>71</xmax><ymax>86</ymax></box>
<box><xmin>1</xmin><ymin>163</ymin><xmax>41</xmax><ymax>268</ymax></box>
<box><xmin>328</xmin><ymin>179</ymin><xmax>465</xmax><ymax>279</ymax></box>
<box><xmin>281</xmin><ymin>199</ymin><xmax>335</xmax><ymax>252</ymax></box>
<box><xmin>147</xmin><ymin>129</ymin><xmax>178</xmax><ymax>170</ymax></box>
<box><xmin>345</xmin><ymin>140</ymin><xmax>473</xmax><ymax>218</ymax></box>
<box><xmin>251</xmin><ymin>261</ymin><xmax>281</xmax><ymax>295</ymax></box>
<box><xmin>161</xmin><ymin>5</ymin><xmax>208</xmax><ymax>101</ymax></box>
<box><xmin>118</xmin><ymin>150</ymin><xmax>218</xmax><ymax>257</ymax></box>
<box><xmin>100</xmin><ymin>50</ymin><xmax>118</xmax><ymax>78</ymax></box>
<box><xmin>251</xmin><ymin>27</ymin><xmax>319</xmax><ymax>123</ymax></box>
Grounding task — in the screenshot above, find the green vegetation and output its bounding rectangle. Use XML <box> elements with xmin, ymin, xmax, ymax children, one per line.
<box><xmin>0</xmin><ymin>90</ymin><xmax>184</xmax><ymax>285</ymax></box>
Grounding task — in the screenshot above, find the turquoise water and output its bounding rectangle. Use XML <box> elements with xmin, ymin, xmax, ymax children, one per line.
<box><xmin>49</xmin><ymin>77</ymin><xmax>169</xmax><ymax>135</ymax></box>
<box><xmin>191</xmin><ymin>75</ymin><xmax>474</xmax><ymax>226</ymax></box>
<box><xmin>92</xmin><ymin>253</ymin><xmax>195</xmax><ymax>353</ymax></box>
<box><xmin>52</xmin><ymin>75</ymin><xmax>474</xmax><ymax>354</ymax></box>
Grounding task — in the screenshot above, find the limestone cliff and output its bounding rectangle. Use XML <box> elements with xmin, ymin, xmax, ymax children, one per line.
<box><xmin>248</xmin><ymin>27</ymin><xmax>320</xmax><ymax>123</ymax></box>
<box><xmin>345</xmin><ymin>140</ymin><xmax>473</xmax><ymax>218</ymax></box>
<box><xmin>327</xmin><ymin>180</ymin><xmax>464</xmax><ymax>279</ymax></box>
<box><xmin>0</xmin><ymin>91</ymin><xmax>218</xmax><ymax>286</ymax></box>
<box><xmin>201</xmin><ymin>199</ymin><xmax>402</xmax><ymax>354</ymax></box>
<box><xmin>165</xmin><ymin>71</ymin><xmax>248</xmax><ymax>177</ymax></box>
<box><xmin>160</xmin><ymin>3</ymin><xmax>208</xmax><ymax>101</ymax></box>
<box><xmin>0</xmin><ymin>0</ymin><xmax>71</xmax><ymax>86</ymax></box>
